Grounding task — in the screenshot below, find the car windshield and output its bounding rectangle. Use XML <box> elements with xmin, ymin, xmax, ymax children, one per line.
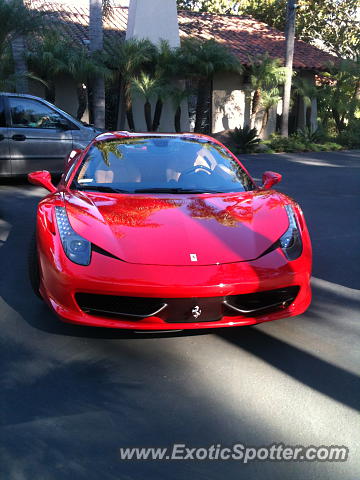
<box><xmin>72</xmin><ymin>136</ymin><xmax>255</xmax><ymax>194</ymax></box>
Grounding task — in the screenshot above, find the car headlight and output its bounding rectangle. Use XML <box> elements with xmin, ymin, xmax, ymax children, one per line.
<box><xmin>55</xmin><ymin>206</ymin><xmax>91</xmax><ymax>265</ymax></box>
<box><xmin>279</xmin><ymin>204</ymin><xmax>303</xmax><ymax>261</ymax></box>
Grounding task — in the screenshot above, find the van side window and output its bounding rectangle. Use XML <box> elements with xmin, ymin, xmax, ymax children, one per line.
<box><xmin>0</xmin><ymin>97</ymin><xmax>6</xmax><ymax>127</ymax></box>
<box><xmin>9</xmin><ymin>97</ymin><xmax>69</xmax><ymax>129</ymax></box>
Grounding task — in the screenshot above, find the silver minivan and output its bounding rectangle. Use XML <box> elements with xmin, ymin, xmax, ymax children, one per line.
<box><xmin>0</xmin><ymin>92</ymin><xmax>100</xmax><ymax>176</ymax></box>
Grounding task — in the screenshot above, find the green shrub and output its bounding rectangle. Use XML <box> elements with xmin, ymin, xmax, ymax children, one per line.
<box><xmin>263</xmin><ymin>134</ymin><xmax>343</xmax><ymax>153</ymax></box>
<box><xmin>322</xmin><ymin>142</ymin><xmax>343</xmax><ymax>151</ymax></box>
<box><xmin>229</xmin><ymin>125</ymin><xmax>261</xmax><ymax>153</ymax></box>
<box><xmin>336</xmin><ymin>121</ymin><xmax>360</xmax><ymax>149</ymax></box>
<box><xmin>265</xmin><ymin>134</ymin><xmax>306</xmax><ymax>152</ymax></box>
<box><xmin>296</xmin><ymin>127</ymin><xmax>324</xmax><ymax>144</ymax></box>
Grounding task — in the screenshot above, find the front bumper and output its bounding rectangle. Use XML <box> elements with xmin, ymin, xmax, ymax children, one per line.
<box><xmin>38</xmin><ymin>241</ymin><xmax>312</xmax><ymax>330</ymax></box>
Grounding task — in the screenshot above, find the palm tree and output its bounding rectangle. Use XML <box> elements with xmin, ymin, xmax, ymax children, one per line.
<box><xmin>151</xmin><ymin>40</ymin><xmax>181</xmax><ymax>131</ymax></box>
<box><xmin>170</xmin><ymin>86</ymin><xmax>190</xmax><ymax>132</ymax></box>
<box><xmin>28</xmin><ymin>30</ymin><xmax>109</xmax><ymax>120</ymax></box>
<box><xmin>0</xmin><ymin>46</ymin><xmax>15</xmax><ymax>90</ymax></box>
<box><xmin>27</xmin><ymin>31</ymin><xmax>69</xmax><ymax>103</ymax></box>
<box><xmin>151</xmin><ymin>85</ymin><xmax>169</xmax><ymax>132</ymax></box>
<box><xmin>281</xmin><ymin>0</ymin><xmax>297</xmax><ymax>137</ymax></box>
<box><xmin>10</xmin><ymin>36</ymin><xmax>28</xmax><ymax>93</ymax></box>
<box><xmin>125</xmin><ymin>41</ymin><xmax>184</xmax><ymax>132</ymax></box>
<box><xmin>179</xmin><ymin>38</ymin><xmax>242</xmax><ymax>132</ymax></box>
<box><xmin>67</xmin><ymin>47</ymin><xmax>110</xmax><ymax>120</ymax></box>
<box><xmin>131</xmin><ymin>73</ymin><xmax>161</xmax><ymax>131</ymax></box>
<box><xmin>259</xmin><ymin>87</ymin><xmax>282</xmax><ymax>136</ymax></box>
<box><xmin>0</xmin><ymin>0</ymin><xmax>43</xmax><ymax>92</ymax></box>
<box><xmin>292</xmin><ymin>76</ymin><xmax>318</xmax><ymax>130</ymax></box>
<box><xmin>319</xmin><ymin>59</ymin><xmax>360</xmax><ymax>133</ymax></box>
<box><xmin>248</xmin><ymin>54</ymin><xmax>286</xmax><ymax>129</ymax></box>
<box><xmin>89</xmin><ymin>0</ymin><xmax>105</xmax><ymax>128</ymax></box>
<box><xmin>105</xmin><ymin>38</ymin><xmax>156</xmax><ymax>131</ymax></box>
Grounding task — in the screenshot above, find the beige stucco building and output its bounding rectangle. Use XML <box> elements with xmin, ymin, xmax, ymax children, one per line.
<box><xmin>28</xmin><ymin>0</ymin><xmax>335</xmax><ymax>137</ymax></box>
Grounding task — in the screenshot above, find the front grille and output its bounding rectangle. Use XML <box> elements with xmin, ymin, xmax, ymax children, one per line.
<box><xmin>224</xmin><ymin>286</ymin><xmax>300</xmax><ymax>316</ymax></box>
<box><xmin>75</xmin><ymin>293</ymin><xmax>167</xmax><ymax>319</ymax></box>
<box><xmin>75</xmin><ymin>286</ymin><xmax>300</xmax><ymax>322</ymax></box>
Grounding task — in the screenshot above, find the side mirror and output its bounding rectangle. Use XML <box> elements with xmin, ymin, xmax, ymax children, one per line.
<box><xmin>261</xmin><ymin>171</ymin><xmax>282</xmax><ymax>190</ymax></box>
<box><xmin>28</xmin><ymin>171</ymin><xmax>57</xmax><ymax>193</ymax></box>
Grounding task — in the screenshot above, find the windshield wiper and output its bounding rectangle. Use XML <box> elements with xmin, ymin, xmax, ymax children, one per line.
<box><xmin>133</xmin><ymin>187</ymin><xmax>220</xmax><ymax>194</ymax></box>
<box><xmin>77</xmin><ymin>186</ymin><xmax>131</xmax><ymax>193</ymax></box>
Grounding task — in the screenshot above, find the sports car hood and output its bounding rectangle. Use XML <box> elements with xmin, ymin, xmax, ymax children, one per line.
<box><xmin>64</xmin><ymin>190</ymin><xmax>290</xmax><ymax>266</ymax></box>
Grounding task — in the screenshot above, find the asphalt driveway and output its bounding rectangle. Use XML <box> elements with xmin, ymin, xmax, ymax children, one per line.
<box><xmin>0</xmin><ymin>150</ymin><xmax>359</xmax><ymax>479</ymax></box>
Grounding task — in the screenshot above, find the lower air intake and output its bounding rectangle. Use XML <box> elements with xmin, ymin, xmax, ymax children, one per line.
<box><xmin>75</xmin><ymin>293</ymin><xmax>167</xmax><ymax>319</ymax></box>
<box><xmin>224</xmin><ymin>286</ymin><xmax>300</xmax><ymax>316</ymax></box>
<box><xmin>75</xmin><ymin>286</ymin><xmax>300</xmax><ymax>321</ymax></box>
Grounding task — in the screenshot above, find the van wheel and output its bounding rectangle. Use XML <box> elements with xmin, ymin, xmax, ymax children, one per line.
<box><xmin>28</xmin><ymin>233</ymin><xmax>43</xmax><ymax>299</ymax></box>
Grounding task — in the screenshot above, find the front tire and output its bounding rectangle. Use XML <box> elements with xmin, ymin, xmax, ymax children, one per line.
<box><xmin>28</xmin><ymin>232</ymin><xmax>43</xmax><ymax>299</ymax></box>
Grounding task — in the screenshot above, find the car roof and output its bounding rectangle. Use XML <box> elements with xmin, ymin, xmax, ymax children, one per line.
<box><xmin>0</xmin><ymin>92</ymin><xmax>46</xmax><ymax>99</ymax></box>
<box><xmin>93</xmin><ymin>131</ymin><xmax>220</xmax><ymax>143</ymax></box>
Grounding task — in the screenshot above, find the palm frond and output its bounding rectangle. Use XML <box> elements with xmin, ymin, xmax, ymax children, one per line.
<box><xmin>131</xmin><ymin>73</ymin><xmax>160</xmax><ymax>101</ymax></box>
<box><xmin>105</xmin><ymin>38</ymin><xmax>156</xmax><ymax>79</ymax></box>
<box><xmin>179</xmin><ymin>37</ymin><xmax>242</xmax><ymax>79</ymax></box>
<box><xmin>229</xmin><ymin>125</ymin><xmax>261</xmax><ymax>153</ymax></box>
<box><xmin>248</xmin><ymin>54</ymin><xmax>287</xmax><ymax>90</ymax></box>
<box><xmin>293</xmin><ymin>76</ymin><xmax>318</xmax><ymax>107</ymax></box>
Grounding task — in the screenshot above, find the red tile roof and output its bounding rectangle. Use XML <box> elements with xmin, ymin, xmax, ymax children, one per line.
<box><xmin>30</xmin><ymin>1</ymin><xmax>337</xmax><ymax>71</ymax></box>
<box><xmin>177</xmin><ymin>10</ymin><xmax>338</xmax><ymax>70</ymax></box>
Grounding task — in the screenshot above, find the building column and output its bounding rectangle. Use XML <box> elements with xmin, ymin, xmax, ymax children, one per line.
<box><xmin>126</xmin><ymin>0</ymin><xmax>180</xmax><ymax>48</ymax></box>
<box><xmin>126</xmin><ymin>0</ymin><xmax>189</xmax><ymax>132</ymax></box>
<box><xmin>310</xmin><ymin>98</ymin><xmax>318</xmax><ymax>132</ymax></box>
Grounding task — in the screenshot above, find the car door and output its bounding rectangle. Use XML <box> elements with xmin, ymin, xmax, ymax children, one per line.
<box><xmin>7</xmin><ymin>96</ymin><xmax>74</xmax><ymax>175</ymax></box>
<box><xmin>0</xmin><ymin>96</ymin><xmax>11</xmax><ymax>176</ymax></box>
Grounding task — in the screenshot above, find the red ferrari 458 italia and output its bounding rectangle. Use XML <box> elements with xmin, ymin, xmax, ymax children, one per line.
<box><xmin>28</xmin><ymin>132</ymin><xmax>312</xmax><ymax>330</ymax></box>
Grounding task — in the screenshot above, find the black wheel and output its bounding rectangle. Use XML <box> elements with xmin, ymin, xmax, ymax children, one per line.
<box><xmin>28</xmin><ymin>232</ymin><xmax>43</xmax><ymax>299</ymax></box>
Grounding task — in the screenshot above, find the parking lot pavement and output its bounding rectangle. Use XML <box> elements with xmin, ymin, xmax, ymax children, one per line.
<box><xmin>0</xmin><ymin>150</ymin><xmax>359</xmax><ymax>479</ymax></box>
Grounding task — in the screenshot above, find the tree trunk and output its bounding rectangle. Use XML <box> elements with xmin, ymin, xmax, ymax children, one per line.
<box><xmin>250</xmin><ymin>89</ymin><xmax>261</xmax><ymax>128</ymax></box>
<box><xmin>144</xmin><ymin>101</ymin><xmax>152</xmax><ymax>131</ymax></box>
<box><xmin>152</xmin><ymin>98</ymin><xmax>163</xmax><ymax>131</ymax></box>
<box><xmin>11</xmin><ymin>35</ymin><xmax>28</xmax><ymax>93</ymax></box>
<box><xmin>76</xmin><ymin>84</ymin><xmax>87</xmax><ymax>120</ymax></box>
<box><xmin>125</xmin><ymin>89</ymin><xmax>135</xmax><ymax>131</ymax></box>
<box><xmin>89</xmin><ymin>0</ymin><xmax>105</xmax><ymax>129</ymax></box>
<box><xmin>174</xmin><ymin>106</ymin><xmax>181</xmax><ymax>133</ymax></box>
<box><xmin>117</xmin><ymin>76</ymin><xmax>126</xmax><ymax>130</ymax></box>
<box><xmin>305</xmin><ymin>106</ymin><xmax>311</xmax><ymax>129</ymax></box>
<box><xmin>295</xmin><ymin>92</ymin><xmax>301</xmax><ymax>130</ymax></box>
<box><xmin>194</xmin><ymin>79</ymin><xmax>208</xmax><ymax>133</ymax></box>
<box><xmin>355</xmin><ymin>81</ymin><xmax>360</xmax><ymax>101</ymax></box>
<box><xmin>332</xmin><ymin>108</ymin><xmax>345</xmax><ymax>133</ymax></box>
<box><xmin>126</xmin><ymin>108</ymin><xmax>135</xmax><ymax>131</ymax></box>
<box><xmin>260</xmin><ymin>109</ymin><xmax>269</xmax><ymax>136</ymax></box>
<box><xmin>281</xmin><ymin>0</ymin><xmax>297</xmax><ymax>137</ymax></box>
